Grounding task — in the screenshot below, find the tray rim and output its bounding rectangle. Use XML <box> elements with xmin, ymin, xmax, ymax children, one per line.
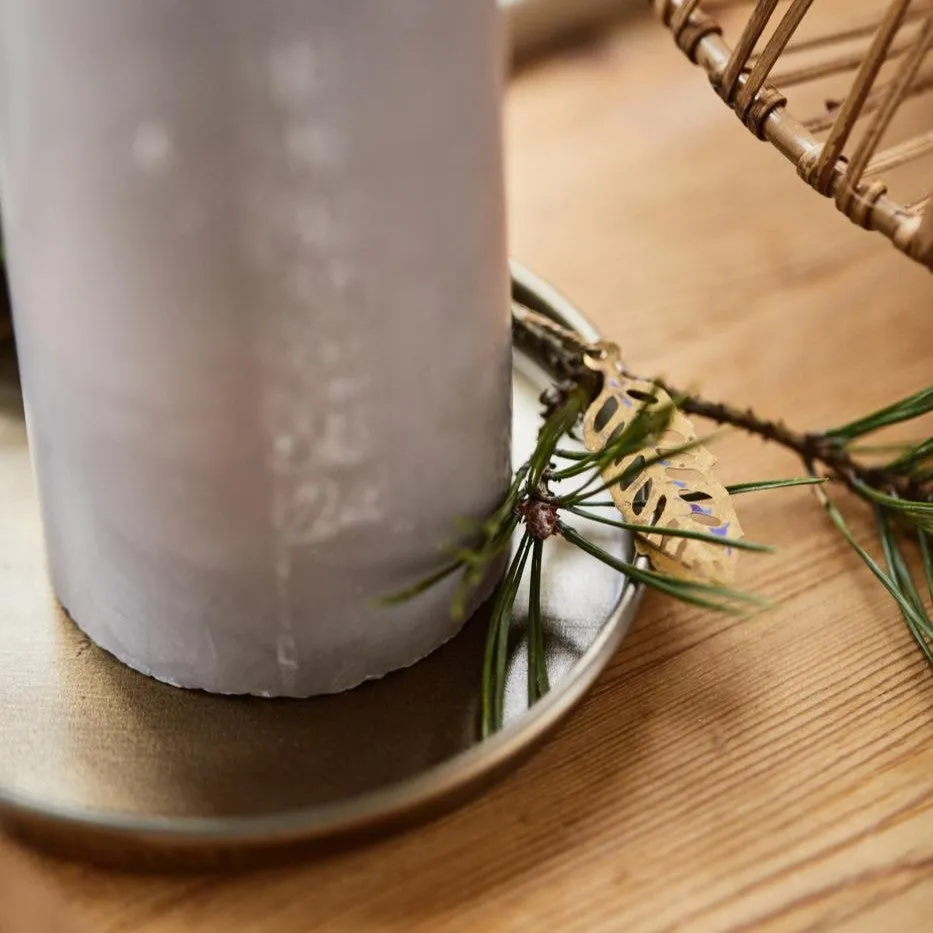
<box><xmin>0</xmin><ymin>262</ymin><xmax>645</xmax><ymax>861</ymax></box>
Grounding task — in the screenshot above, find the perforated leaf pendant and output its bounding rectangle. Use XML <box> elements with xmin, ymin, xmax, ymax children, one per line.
<box><xmin>581</xmin><ymin>345</ymin><xmax>743</xmax><ymax>585</ymax></box>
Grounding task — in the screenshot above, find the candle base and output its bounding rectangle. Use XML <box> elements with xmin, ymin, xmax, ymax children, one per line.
<box><xmin>53</xmin><ymin>561</ymin><xmax>504</xmax><ymax>699</ymax></box>
<box><xmin>0</xmin><ymin>267</ymin><xmax>646</xmax><ymax>867</ymax></box>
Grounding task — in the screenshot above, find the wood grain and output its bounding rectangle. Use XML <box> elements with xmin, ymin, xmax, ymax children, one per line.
<box><xmin>9</xmin><ymin>7</ymin><xmax>933</xmax><ymax>931</ymax></box>
<box><xmin>0</xmin><ymin>836</ymin><xmax>85</xmax><ymax>932</ymax></box>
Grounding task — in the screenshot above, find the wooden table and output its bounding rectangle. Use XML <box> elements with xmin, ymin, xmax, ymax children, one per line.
<box><xmin>8</xmin><ymin>9</ymin><xmax>933</xmax><ymax>932</ymax></box>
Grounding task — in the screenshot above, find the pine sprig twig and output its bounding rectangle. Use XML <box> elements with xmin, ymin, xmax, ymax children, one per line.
<box><xmin>515</xmin><ymin>304</ymin><xmax>933</xmax><ymax>506</ymax></box>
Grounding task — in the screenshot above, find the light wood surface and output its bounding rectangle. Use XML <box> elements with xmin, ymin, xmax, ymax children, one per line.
<box><xmin>0</xmin><ymin>836</ymin><xmax>84</xmax><ymax>932</ymax></box>
<box><xmin>9</xmin><ymin>8</ymin><xmax>933</xmax><ymax>932</ymax></box>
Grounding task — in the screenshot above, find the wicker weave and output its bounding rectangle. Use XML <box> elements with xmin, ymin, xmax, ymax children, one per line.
<box><xmin>653</xmin><ymin>0</ymin><xmax>933</xmax><ymax>271</ymax></box>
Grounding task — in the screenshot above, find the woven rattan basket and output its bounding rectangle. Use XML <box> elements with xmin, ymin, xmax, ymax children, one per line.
<box><xmin>653</xmin><ymin>0</ymin><xmax>933</xmax><ymax>271</ymax></box>
<box><xmin>0</xmin><ymin>0</ymin><xmax>930</xmax><ymax>350</ymax></box>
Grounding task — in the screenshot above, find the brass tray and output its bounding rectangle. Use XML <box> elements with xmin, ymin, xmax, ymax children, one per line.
<box><xmin>0</xmin><ymin>266</ymin><xmax>643</xmax><ymax>869</ymax></box>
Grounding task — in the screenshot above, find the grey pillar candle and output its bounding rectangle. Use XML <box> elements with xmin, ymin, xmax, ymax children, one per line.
<box><xmin>0</xmin><ymin>1</ymin><xmax>511</xmax><ymax>696</ymax></box>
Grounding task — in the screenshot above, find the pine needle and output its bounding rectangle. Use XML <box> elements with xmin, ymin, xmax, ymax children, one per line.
<box><xmin>876</xmin><ymin>508</ymin><xmax>929</xmax><ymax>624</ymax></box>
<box><xmin>888</xmin><ymin>438</ymin><xmax>933</xmax><ymax>474</ymax></box>
<box><xmin>378</xmin><ymin>560</ymin><xmax>463</xmax><ymax>607</ymax></box>
<box><xmin>566</xmin><ymin>505</ymin><xmax>774</xmax><ymax>553</ymax></box>
<box><xmin>559</xmin><ymin>522</ymin><xmax>767</xmax><ymax>615</ymax></box>
<box><xmin>561</xmin><ymin>432</ymin><xmax>713</xmax><ymax>506</ymax></box>
<box><xmin>920</xmin><ymin>532</ymin><xmax>933</xmax><ymax>607</ymax></box>
<box><xmin>549</xmin><ymin>401</ymin><xmax>674</xmax><ymax>483</ymax></box>
<box><xmin>528</xmin><ymin>390</ymin><xmax>588</xmax><ymax>488</ymax></box>
<box><xmin>527</xmin><ymin>539</ymin><xmax>549</xmax><ymax>705</ymax></box>
<box><xmin>726</xmin><ymin>477</ymin><xmax>827</xmax><ymax>495</ymax></box>
<box><xmin>816</xmin><ymin>487</ymin><xmax>933</xmax><ymax>664</ymax></box>
<box><xmin>849</xmin><ymin>479</ymin><xmax>933</xmax><ymax>533</ymax></box>
<box><xmin>483</xmin><ymin>533</ymin><xmax>534</xmax><ymax>738</ymax></box>
<box><xmin>826</xmin><ymin>387</ymin><xmax>933</xmax><ymax>443</ymax></box>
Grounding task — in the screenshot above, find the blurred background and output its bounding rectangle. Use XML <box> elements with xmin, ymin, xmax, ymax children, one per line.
<box><xmin>505</xmin><ymin>0</ymin><xmax>933</xmax><ymax>418</ymax></box>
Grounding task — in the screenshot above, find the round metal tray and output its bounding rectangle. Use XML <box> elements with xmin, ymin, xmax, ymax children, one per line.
<box><xmin>0</xmin><ymin>265</ymin><xmax>643</xmax><ymax>869</ymax></box>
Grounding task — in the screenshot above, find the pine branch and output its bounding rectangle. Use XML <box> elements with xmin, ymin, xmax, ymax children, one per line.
<box><xmin>386</xmin><ymin>307</ymin><xmax>933</xmax><ymax>735</ymax></box>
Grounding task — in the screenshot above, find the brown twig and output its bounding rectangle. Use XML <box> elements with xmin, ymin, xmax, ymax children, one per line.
<box><xmin>648</xmin><ymin>383</ymin><xmax>931</xmax><ymax>503</ymax></box>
